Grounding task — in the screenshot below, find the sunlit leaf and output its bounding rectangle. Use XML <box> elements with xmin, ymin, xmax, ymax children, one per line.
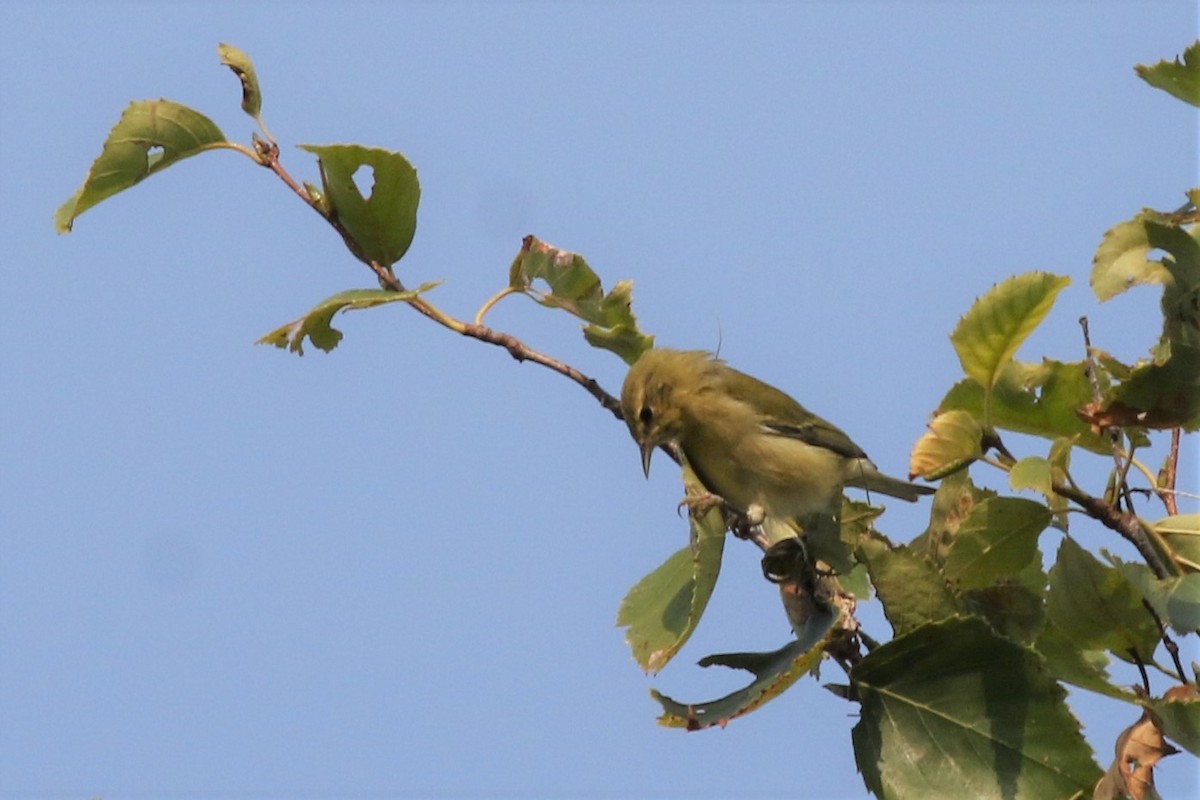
<box><xmin>509</xmin><ymin>236</ymin><xmax>654</xmax><ymax>364</ymax></box>
<box><xmin>1154</xmin><ymin>513</ymin><xmax>1200</xmax><ymax>572</ymax></box>
<box><xmin>55</xmin><ymin>100</ymin><xmax>228</xmax><ymax>232</ymax></box>
<box><xmin>950</xmin><ymin>272</ymin><xmax>1070</xmax><ymax>397</ymax></box>
<box><xmin>939</xmin><ymin>360</ymin><xmax>1110</xmax><ymax>453</ymax></box>
<box><xmin>852</xmin><ymin>617</ymin><xmax>1101</xmax><ymax>800</ymax></box>
<box><xmin>217</xmin><ymin>42</ymin><xmax>263</xmax><ymax>120</ymax></box>
<box><xmin>1135</xmin><ymin>40</ymin><xmax>1200</xmax><ymax>107</ymax></box>
<box><xmin>913</xmin><ymin>470</ymin><xmax>994</xmax><ymax>564</ymax></box>
<box><xmin>257</xmin><ymin>284</ymin><xmax>438</xmax><ymax>355</ymax></box>
<box><xmin>617</xmin><ymin>465</ymin><xmax>725</xmax><ymax>674</ymax></box>
<box><xmin>908</xmin><ymin>409</ymin><xmax>982</xmax><ymax>481</ymax></box>
<box><xmin>299</xmin><ymin>144</ymin><xmax>420</xmax><ymax>268</ymax></box>
<box><xmin>1092</xmin><ymin>213</ymin><xmax>1175</xmax><ymax>302</ymax></box>
<box><xmin>944</xmin><ymin>497</ymin><xmax>1050</xmax><ymax>590</ymax></box>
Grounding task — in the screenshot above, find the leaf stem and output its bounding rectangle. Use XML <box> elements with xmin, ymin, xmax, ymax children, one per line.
<box><xmin>474</xmin><ymin>286</ymin><xmax>519</xmax><ymax>326</ymax></box>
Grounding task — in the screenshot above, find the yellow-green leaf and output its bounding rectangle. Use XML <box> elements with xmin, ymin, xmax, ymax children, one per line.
<box><xmin>1135</xmin><ymin>40</ymin><xmax>1200</xmax><ymax>108</ymax></box>
<box><xmin>909</xmin><ymin>409</ymin><xmax>983</xmax><ymax>481</ymax></box>
<box><xmin>217</xmin><ymin>42</ymin><xmax>263</xmax><ymax>120</ymax></box>
<box><xmin>950</xmin><ymin>272</ymin><xmax>1070</xmax><ymax>397</ymax></box>
<box><xmin>55</xmin><ymin>100</ymin><xmax>228</xmax><ymax>232</ymax></box>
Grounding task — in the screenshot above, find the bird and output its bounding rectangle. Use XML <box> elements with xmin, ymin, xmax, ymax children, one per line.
<box><xmin>620</xmin><ymin>348</ymin><xmax>933</xmax><ymax>545</ymax></box>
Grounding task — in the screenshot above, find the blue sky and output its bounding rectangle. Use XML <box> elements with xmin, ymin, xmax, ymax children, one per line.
<box><xmin>3</xmin><ymin>2</ymin><xmax>1198</xmax><ymax>798</ymax></box>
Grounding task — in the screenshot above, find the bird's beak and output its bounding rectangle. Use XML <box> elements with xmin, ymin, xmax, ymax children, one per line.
<box><xmin>639</xmin><ymin>441</ymin><xmax>655</xmax><ymax>478</ymax></box>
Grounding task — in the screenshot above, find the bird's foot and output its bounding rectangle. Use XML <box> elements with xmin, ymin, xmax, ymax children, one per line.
<box><xmin>677</xmin><ymin>491</ymin><xmax>727</xmax><ymax>518</ymax></box>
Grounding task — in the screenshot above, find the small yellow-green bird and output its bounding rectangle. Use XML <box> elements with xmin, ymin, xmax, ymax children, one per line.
<box><xmin>620</xmin><ymin>348</ymin><xmax>933</xmax><ymax>540</ymax></box>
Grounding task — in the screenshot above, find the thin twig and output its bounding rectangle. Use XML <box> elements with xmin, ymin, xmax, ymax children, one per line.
<box><xmin>1051</xmin><ymin>481</ymin><xmax>1175</xmax><ymax>579</ymax></box>
<box><xmin>259</xmin><ymin>146</ymin><xmax>627</xmax><ymax>422</ymax></box>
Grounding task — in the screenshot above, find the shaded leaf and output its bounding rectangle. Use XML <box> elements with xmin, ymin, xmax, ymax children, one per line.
<box><xmin>55</xmin><ymin>100</ymin><xmax>228</xmax><ymax>232</ymax></box>
<box><xmin>944</xmin><ymin>497</ymin><xmax>1050</xmax><ymax>590</ymax></box>
<box><xmin>858</xmin><ymin>534</ymin><xmax>959</xmax><ymax>636</ymax></box>
<box><xmin>1154</xmin><ymin>513</ymin><xmax>1200</xmax><ymax>572</ymax></box>
<box><xmin>617</xmin><ymin>466</ymin><xmax>725</xmax><ymax>674</ymax></box>
<box><xmin>299</xmin><ymin>144</ymin><xmax>420</xmax><ymax>268</ymax></box>
<box><xmin>950</xmin><ymin>272</ymin><xmax>1070</xmax><ymax>396</ymax></box>
<box><xmin>909</xmin><ymin>409</ymin><xmax>983</xmax><ymax>481</ymax></box>
<box><xmin>652</xmin><ymin>605</ymin><xmax>838</xmax><ymax>730</ymax></box>
<box><xmin>1035</xmin><ymin>626</ymin><xmax>1138</xmax><ymax>703</ymax></box>
<box><xmin>1115</xmin><ymin>558</ymin><xmax>1200</xmax><ymax>635</ymax></box>
<box><xmin>1045</xmin><ymin>538</ymin><xmax>1160</xmax><ymax>661</ymax></box>
<box><xmin>217</xmin><ymin>42</ymin><xmax>263</xmax><ymax>120</ymax></box>
<box><xmin>509</xmin><ymin>235</ymin><xmax>654</xmax><ymax>364</ymax></box>
<box><xmin>852</xmin><ymin>617</ymin><xmax>1101</xmax><ymax>800</ymax></box>
<box><xmin>1135</xmin><ymin>40</ymin><xmax>1200</xmax><ymax>107</ymax></box>
<box><xmin>257</xmin><ymin>284</ymin><xmax>438</xmax><ymax>355</ymax></box>
<box><xmin>962</xmin><ymin>578</ymin><xmax>1045</xmax><ymax>645</ymax></box>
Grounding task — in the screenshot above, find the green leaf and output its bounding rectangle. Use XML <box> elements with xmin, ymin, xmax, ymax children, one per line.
<box><xmin>950</xmin><ymin>272</ymin><xmax>1070</xmax><ymax>398</ymax></box>
<box><xmin>616</xmin><ymin>466</ymin><xmax>725</xmax><ymax>674</ymax></box>
<box><xmin>1045</xmin><ymin>538</ymin><xmax>1160</xmax><ymax>661</ymax></box>
<box><xmin>908</xmin><ymin>409</ymin><xmax>983</xmax><ymax>481</ymax></box>
<box><xmin>1034</xmin><ymin>626</ymin><xmax>1136</xmax><ymax>703</ymax></box>
<box><xmin>55</xmin><ymin>100</ymin><xmax>228</xmax><ymax>232</ymax></box>
<box><xmin>852</xmin><ymin>617</ymin><xmax>1101</xmax><ymax>800</ymax></box>
<box><xmin>217</xmin><ymin>42</ymin><xmax>263</xmax><ymax>120</ymax></box>
<box><xmin>1135</xmin><ymin>40</ymin><xmax>1200</xmax><ymax>107</ymax></box>
<box><xmin>914</xmin><ymin>470</ymin><xmax>995</xmax><ymax>564</ymax></box>
<box><xmin>298</xmin><ymin>144</ymin><xmax>420</xmax><ymax>268</ymax></box>
<box><xmin>858</xmin><ymin>535</ymin><xmax>959</xmax><ymax>636</ymax></box>
<box><xmin>1149</xmin><ymin>686</ymin><xmax>1200</xmax><ymax>756</ymax></box>
<box><xmin>257</xmin><ymin>284</ymin><xmax>439</xmax><ymax>355</ymax></box>
<box><xmin>944</xmin><ymin>497</ymin><xmax>1050</xmax><ymax>590</ymax></box>
<box><xmin>939</xmin><ymin>359</ymin><xmax>1110</xmax><ymax>453</ymax></box>
<box><xmin>1115</xmin><ymin>559</ymin><xmax>1200</xmax><ymax>635</ymax></box>
<box><xmin>962</xmin><ymin>563</ymin><xmax>1046</xmax><ymax>645</ymax></box>
<box><xmin>1092</xmin><ymin>213</ymin><xmax>1175</xmax><ymax>302</ymax></box>
<box><xmin>651</xmin><ymin>608</ymin><xmax>838</xmax><ymax>730</ymax></box>
<box><xmin>1155</xmin><ymin>513</ymin><xmax>1200</xmax><ymax>572</ymax></box>
<box><xmin>509</xmin><ymin>236</ymin><xmax>654</xmax><ymax>364</ymax></box>
<box><xmin>1089</xmin><ymin>220</ymin><xmax>1200</xmax><ymax>429</ymax></box>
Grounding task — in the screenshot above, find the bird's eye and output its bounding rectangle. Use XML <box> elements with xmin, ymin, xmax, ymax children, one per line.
<box><xmin>639</xmin><ymin>406</ymin><xmax>654</xmax><ymax>425</ymax></box>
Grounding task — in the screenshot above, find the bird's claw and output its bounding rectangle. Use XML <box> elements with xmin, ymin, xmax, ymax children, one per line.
<box><xmin>677</xmin><ymin>492</ymin><xmax>727</xmax><ymax>518</ymax></box>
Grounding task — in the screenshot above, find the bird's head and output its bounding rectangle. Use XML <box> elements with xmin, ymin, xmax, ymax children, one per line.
<box><xmin>620</xmin><ymin>349</ymin><xmax>696</xmax><ymax>477</ymax></box>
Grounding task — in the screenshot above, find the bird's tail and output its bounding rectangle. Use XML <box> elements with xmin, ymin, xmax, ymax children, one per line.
<box><xmin>847</xmin><ymin>462</ymin><xmax>935</xmax><ymax>502</ymax></box>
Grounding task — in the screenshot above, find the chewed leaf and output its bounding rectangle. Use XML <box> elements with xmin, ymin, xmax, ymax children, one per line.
<box><xmin>1092</xmin><ymin>213</ymin><xmax>1175</xmax><ymax>302</ymax></box>
<box><xmin>217</xmin><ymin>42</ymin><xmax>263</xmax><ymax>120</ymax></box>
<box><xmin>299</xmin><ymin>144</ymin><xmax>420</xmax><ymax>268</ymax></box>
<box><xmin>652</xmin><ymin>606</ymin><xmax>838</xmax><ymax>730</ymax></box>
<box><xmin>1088</xmin><ymin>220</ymin><xmax>1200</xmax><ymax>429</ymax></box>
<box><xmin>950</xmin><ymin>272</ymin><xmax>1070</xmax><ymax>396</ymax></box>
<box><xmin>1135</xmin><ymin>40</ymin><xmax>1200</xmax><ymax>107</ymax></box>
<box><xmin>509</xmin><ymin>236</ymin><xmax>654</xmax><ymax>364</ymax></box>
<box><xmin>258</xmin><ymin>283</ymin><xmax>438</xmax><ymax>355</ymax></box>
<box><xmin>55</xmin><ymin>100</ymin><xmax>228</xmax><ymax>232</ymax></box>
<box><xmin>617</xmin><ymin>465</ymin><xmax>725</xmax><ymax>674</ymax></box>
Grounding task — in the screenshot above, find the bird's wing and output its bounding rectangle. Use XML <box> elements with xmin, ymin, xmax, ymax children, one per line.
<box><xmin>713</xmin><ymin>366</ymin><xmax>870</xmax><ymax>461</ymax></box>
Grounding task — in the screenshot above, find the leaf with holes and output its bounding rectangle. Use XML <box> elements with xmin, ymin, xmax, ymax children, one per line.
<box><xmin>258</xmin><ymin>284</ymin><xmax>438</xmax><ymax>355</ymax></box>
<box><xmin>55</xmin><ymin>100</ymin><xmax>229</xmax><ymax>232</ymax></box>
<box><xmin>299</xmin><ymin>144</ymin><xmax>420</xmax><ymax>268</ymax></box>
<box><xmin>509</xmin><ymin>235</ymin><xmax>654</xmax><ymax>364</ymax></box>
<box><xmin>218</xmin><ymin>42</ymin><xmax>264</xmax><ymax>122</ymax></box>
